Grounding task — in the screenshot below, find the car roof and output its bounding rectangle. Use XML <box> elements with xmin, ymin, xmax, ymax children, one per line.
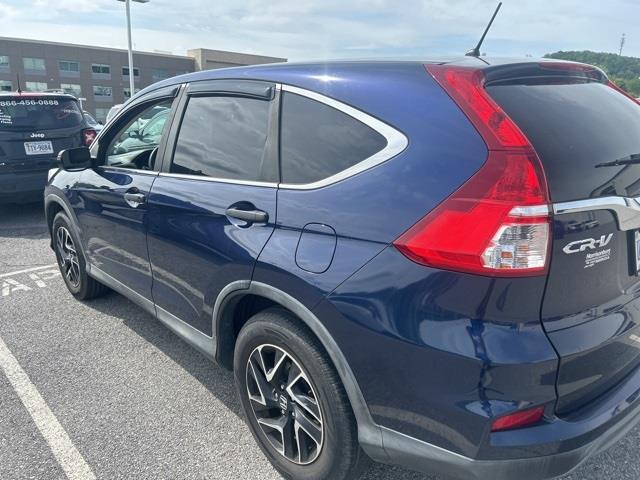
<box><xmin>137</xmin><ymin>56</ymin><xmax>585</xmax><ymax>100</ymax></box>
<box><xmin>0</xmin><ymin>91</ymin><xmax>77</xmax><ymax>99</ymax></box>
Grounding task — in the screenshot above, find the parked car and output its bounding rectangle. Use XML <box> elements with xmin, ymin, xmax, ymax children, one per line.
<box><xmin>45</xmin><ymin>58</ymin><xmax>640</xmax><ymax>480</ymax></box>
<box><xmin>83</xmin><ymin>111</ymin><xmax>103</xmax><ymax>133</ymax></box>
<box><xmin>0</xmin><ymin>92</ymin><xmax>96</xmax><ymax>203</ymax></box>
<box><xmin>105</xmin><ymin>104</ymin><xmax>123</xmax><ymax>124</ymax></box>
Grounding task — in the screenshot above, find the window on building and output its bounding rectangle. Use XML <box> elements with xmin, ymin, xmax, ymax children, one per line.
<box><xmin>0</xmin><ymin>80</ymin><xmax>11</xmax><ymax>92</ymax></box>
<box><xmin>171</xmin><ymin>95</ymin><xmax>271</xmax><ymax>181</ymax></box>
<box><xmin>0</xmin><ymin>56</ymin><xmax>9</xmax><ymax>69</ymax></box>
<box><xmin>95</xmin><ymin>108</ymin><xmax>111</xmax><ymax>122</ymax></box>
<box><xmin>23</xmin><ymin>57</ymin><xmax>46</xmax><ymax>71</ymax></box>
<box><xmin>92</xmin><ymin>64</ymin><xmax>110</xmax><ymax>75</ymax></box>
<box><xmin>123</xmin><ymin>87</ymin><xmax>141</xmax><ymax>99</ymax></box>
<box><xmin>60</xmin><ymin>83</ymin><xmax>81</xmax><ymax>96</ymax></box>
<box><xmin>58</xmin><ymin>60</ymin><xmax>80</xmax><ymax>73</ymax></box>
<box><xmin>93</xmin><ymin>86</ymin><xmax>113</xmax><ymax>99</ymax></box>
<box><xmin>122</xmin><ymin>66</ymin><xmax>140</xmax><ymax>77</ymax></box>
<box><xmin>280</xmin><ymin>92</ymin><xmax>387</xmax><ymax>184</ymax></box>
<box><xmin>25</xmin><ymin>81</ymin><xmax>48</xmax><ymax>92</ymax></box>
<box><xmin>152</xmin><ymin>68</ymin><xmax>170</xmax><ymax>80</ymax></box>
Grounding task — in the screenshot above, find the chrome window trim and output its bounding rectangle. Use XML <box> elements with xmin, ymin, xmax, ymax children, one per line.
<box><xmin>100</xmin><ymin>165</ymin><xmax>159</xmax><ymax>176</ymax></box>
<box><xmin>553</xmin><ymin>196</ymin><xmax>640</xmax><ymax>231</ymax></box>
<box><xmin>278</xmin><ymin>84</ymin><xmax>409</xmax><ymax>190</ymax></box>
<box><xmin>157</xmin><ymin>172</ymin><xmax>277</xmax><ymax>188</ymax></box>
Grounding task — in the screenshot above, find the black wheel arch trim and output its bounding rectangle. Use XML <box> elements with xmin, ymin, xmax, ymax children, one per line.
<box><xmin>45</xmin><ymin>191</ymin><xmax>85</xmax><ymax>252</ymax></box>
<box><xmin>211</xmin><ymin>280</ymin><xmax>388</xmax><ymax>462</ymax></box>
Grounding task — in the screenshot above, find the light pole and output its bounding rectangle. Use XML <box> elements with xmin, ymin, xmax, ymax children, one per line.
<box><xmin>117</xmin><ymin>0</ymin><xmax>149</xmax><ymax>97</ymax></box>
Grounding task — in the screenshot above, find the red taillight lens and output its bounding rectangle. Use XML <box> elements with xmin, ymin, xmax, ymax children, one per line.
<box><xmin>392</xmin><ymin>66</ymin><xmax>551</xmax><ymax>277</ymax></box>
<box><xmin>491</xmin><ymin>406</ymin><xmax>545</xmax><ymax>432</ymax></box>
<box><xmin>607</xmin><ymin>79</ymin><xmax>640</xmax><ymax>105</ymax></box>
<box><xmin>82</xmin><ymin>128</ymin><xmax>97</xmax><ymax>146</ymax></box>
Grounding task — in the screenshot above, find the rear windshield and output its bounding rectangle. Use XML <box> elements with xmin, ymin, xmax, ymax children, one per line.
<box><xmin>0</xmin><ymin>97</ymin><xmax>83</xmax><ymax>130</ymax></box>
<box><xmin>486</xmin><ymin>80</ymin><xmax>640</xmax><ymax>202</ymax></box>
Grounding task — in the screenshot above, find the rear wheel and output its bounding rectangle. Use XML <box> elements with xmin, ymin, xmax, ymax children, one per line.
<box><xmin>234</xmin><ymin>308</ymin><xmax>368</xmax><ymax>480</ymax></box>
<box><xmin>52</xmin><ymin>212</ymin><xmax>108</xmax><ymax>300</ymax></box>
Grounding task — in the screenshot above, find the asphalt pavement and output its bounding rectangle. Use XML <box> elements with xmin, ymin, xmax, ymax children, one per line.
<box><xmin>1</xmin><ymin>202</ymin><xmax>639</xmax><ymax>480</ymax></box>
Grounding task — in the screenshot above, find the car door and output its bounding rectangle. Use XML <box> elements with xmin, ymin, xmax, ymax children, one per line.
<box><xmin>74</xmin><ymin>85</ymin><xmax>180</xmax><ymax>299</ymax></box>
<box><xmin>146</xmin><ymin>80</ymin><xmax>279</xmax><ymax>336</ymax></box>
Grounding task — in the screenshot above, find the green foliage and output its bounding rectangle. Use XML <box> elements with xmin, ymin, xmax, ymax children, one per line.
<box><xmin>545</xmin><ymin>50</ymin><xmax>640</xmax><ymax>97</ymax></box>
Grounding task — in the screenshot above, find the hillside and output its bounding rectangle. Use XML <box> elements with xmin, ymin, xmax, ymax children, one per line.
<box><xmin>544</xmin><ymin>50</ymin><xmax>640</xmax><ymax>96</ymax></box>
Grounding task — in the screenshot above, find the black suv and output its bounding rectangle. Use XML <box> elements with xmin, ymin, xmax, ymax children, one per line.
<box><xmin>0</xmin><ymin>92</ymin><xmax>96</xmax><ymax>203</ymax></box>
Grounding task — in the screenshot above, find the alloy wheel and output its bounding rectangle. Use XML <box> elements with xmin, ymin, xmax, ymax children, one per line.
<box><xmin>56</xmin><ymin>226</ymin><xmax>81</xmax><ymax>288</ymax></box>
<box><xmin>246</xmin><ymin>344</ymin><xmax>324</xmax><ymax>465</ymax></box>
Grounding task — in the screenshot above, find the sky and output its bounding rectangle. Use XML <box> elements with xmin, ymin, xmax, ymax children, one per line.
<box><xmin>0</xmin><ymin>0</ymin><xmax>638</xmax><ymax>61</ymax></box>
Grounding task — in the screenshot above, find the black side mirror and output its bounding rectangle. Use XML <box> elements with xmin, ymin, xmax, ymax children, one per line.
<box><xmin>58</xmin><ymin>147</ymin><xmax>93</xmax><ymax>171</ymax></box>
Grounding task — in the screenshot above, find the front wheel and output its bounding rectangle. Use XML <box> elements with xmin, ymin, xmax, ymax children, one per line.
<box><xmin>234</xmin><ymin>308</ymin><xmax>368</xmax><ymax>480</ymax></box>
<box><xmin>52</xmin><ymin>212</ymin><xmax>108</xmax><ymax>300</ymax></box>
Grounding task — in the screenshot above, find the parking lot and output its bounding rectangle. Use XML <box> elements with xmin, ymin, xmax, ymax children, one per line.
<box><xmin>1</xmin><ymin>202</ymin><xmax>639</xmax><ymax>480</ymax></box>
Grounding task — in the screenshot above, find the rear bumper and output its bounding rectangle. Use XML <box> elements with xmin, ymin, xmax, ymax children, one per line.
<box><xmin>375</xmin><ymin>402</ymin><xmax>640</xmax><ymax>480</ymax></box>
<box><xmin>0</xmin><ymin>170</ymin><xmax>49</xmax><ymax>203</ymax></box>
<box><xmin>364</xmin><ymin>362</ymin><xmax>640</xmax><ymax>480</ymax></box>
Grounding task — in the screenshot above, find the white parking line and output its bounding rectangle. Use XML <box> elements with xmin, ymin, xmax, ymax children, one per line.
<box><xmin>0</xmin><ymin>264</ymin><xmax>58</xmax><ymax>279</ymax></box>
<box><xmin>0</xmin><ymin>335</ymin><xmax>96</xmax><ymax>480</ymax></box>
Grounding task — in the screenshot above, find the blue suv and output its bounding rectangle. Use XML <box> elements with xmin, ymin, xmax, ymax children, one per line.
<box><xmin>45</xmin><ymin>58</ymin><xmax>640</xmax><ymax>480</ymax></box>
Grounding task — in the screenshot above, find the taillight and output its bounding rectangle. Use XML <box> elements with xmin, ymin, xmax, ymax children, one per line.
<box><xmin>82</xmin><ymin>128</ymin><xmax>97</xmax><ymax>146</ymax></box>
<box><xmin>491</xmin><ymin>406</ymin><xmax>545</xmax><ymax>432</ymax></box>
<box><xmin>607</xmin><ymin>79</ymin><xmax>640</xmax><ymax>105</ymax></box>
<box><xmin>393</xmin><ymin>65</ymin><xmax>551</xmax><ymax>277</ymax></box>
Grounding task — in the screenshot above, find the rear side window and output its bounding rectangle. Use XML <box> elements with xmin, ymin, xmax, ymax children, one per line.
<box><xmin>171</xmin><ymin>96</ymin><xmax>271</xmax><ymax>182</ymax></box>
<box><xmin>280</xmin><ymin>92</ymin><xmax>387</xmax><ymax>185</ymax></box>
<box><xmin>0</xmin><ymin>97</ymin><xmax>82</xmax><ymax>129</ymax></box>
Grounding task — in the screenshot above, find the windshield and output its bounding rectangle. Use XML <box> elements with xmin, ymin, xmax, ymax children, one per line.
<box><xmin>0</xmin><ymin>97</ymin><xmax>83</xmax><ymax>130</ymax></box>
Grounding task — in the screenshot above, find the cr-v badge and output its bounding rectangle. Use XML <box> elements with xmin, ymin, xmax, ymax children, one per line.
<box><xmin>563</xmin><ymin>234</ymin><xmax>613</xmax><ymax>269</ymax></box>
<box><xmin>563</xmin><ymin>234</ymin><xmax>613</xmax><ymax>254</ymax></box>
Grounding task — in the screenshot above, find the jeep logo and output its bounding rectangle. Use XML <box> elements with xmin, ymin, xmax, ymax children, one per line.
<box><xmin>563</xmin><ymin>234</ymin><xmax>613</xmax><ymax>254</ymax></box>
<box><xmin>30</xmin><ymin>133</ymin><xmax>45</xmax><ymax>138</ymax></box>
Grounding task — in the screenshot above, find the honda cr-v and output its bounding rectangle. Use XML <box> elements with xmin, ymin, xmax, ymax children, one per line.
<box><xmin>45</xmin><ymin>58</ymin><xmax>640</xmax><ymax>480</ymax></box>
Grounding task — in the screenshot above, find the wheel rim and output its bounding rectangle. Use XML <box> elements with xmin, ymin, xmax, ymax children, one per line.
<box><xmin>246</xmin><ymin>344</ymin><xmax>324</xmax><ymax>465</ymax></box>
<box><xmin>55</xmin><ymin>226</ymin><xmax>81</xmax><ymax>289</ymax></box>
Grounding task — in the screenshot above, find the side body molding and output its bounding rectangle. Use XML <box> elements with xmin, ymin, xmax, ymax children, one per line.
<box><xmin>211</xmin><ymin>281</ymin><xmax>387</xmax><ymax>461</ymax></box>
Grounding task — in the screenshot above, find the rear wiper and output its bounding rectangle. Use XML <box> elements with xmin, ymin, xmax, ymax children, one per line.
<box><xmin>595</xmin><ymin>153</ymin><xmax>640</xmax><ymax>168</ymax></box>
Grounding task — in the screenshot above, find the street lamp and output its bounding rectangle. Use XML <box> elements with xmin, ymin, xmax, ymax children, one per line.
<box><xmin>117</xmin><ymin>0</ymin><xmax>149</xmax><ymax>97</ymax></box>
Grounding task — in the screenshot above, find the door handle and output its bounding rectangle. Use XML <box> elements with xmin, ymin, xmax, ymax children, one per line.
<box><xmin>124</xmin><ymin>192</ymin><xmax>146</xmax><ymax>208</ymax></box>
<box><xmin>225</xmin><ymin>207</ymin><xmax>268</xmax><ymax>223</ymax></box>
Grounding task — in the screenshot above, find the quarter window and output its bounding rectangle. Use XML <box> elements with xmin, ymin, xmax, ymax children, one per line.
<box><xmin>171</xmin><ymin>95</ymin><xmax>271</xmax><ymax>182</ymax></box>
<box><xmin>280</xmin><ymin>92</ymin><xmax>387</xmax><ymax>185</ymax></box>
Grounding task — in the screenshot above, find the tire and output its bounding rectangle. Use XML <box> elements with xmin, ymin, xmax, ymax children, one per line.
<box><xmin>52</xmin><ymin>212</ymin><xmax>109</xmax><ymax>300</ymax></box>
<box><xmin>234</xmin><ymin>308</ymin><xmax>369</xmax><ymax>480</ymax></box>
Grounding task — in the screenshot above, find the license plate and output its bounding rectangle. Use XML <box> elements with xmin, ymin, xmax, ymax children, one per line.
<box><xmin>635</xmin><ymin>231</ymin><xmax>640</xmax><ymax>274</ymax></box>
<box><xmin>24</xmin><ymin>141</ymin><xmax>53</xmax><ymax>155</ymax></box>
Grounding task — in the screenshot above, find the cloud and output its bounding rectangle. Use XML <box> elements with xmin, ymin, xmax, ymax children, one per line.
<box><xmin>0</xmin><ymin>0</ymin><xmax>637</xmax><ymax>59</ymax></box>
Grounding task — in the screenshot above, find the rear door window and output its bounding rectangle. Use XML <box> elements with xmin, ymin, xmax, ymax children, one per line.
<box><xmin>171</xmin><ymin>95</ymin><xmax>272</xmax><ymax>182</ymax></box>
<box><xmin>0</xmin><ymin>97</ymin><xmax>82</xmax><ymax>129</ymax></box>
<box><xmin>280</xmin><ymin>92</ymin><xmax>387</xmax><ymax>185</ymax></box>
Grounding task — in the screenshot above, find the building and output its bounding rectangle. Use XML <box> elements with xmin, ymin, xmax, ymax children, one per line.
<box><xmin>0</xmin><ymin>36</ymin><xmax>286</xmax><ymax>121</ymax></box>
